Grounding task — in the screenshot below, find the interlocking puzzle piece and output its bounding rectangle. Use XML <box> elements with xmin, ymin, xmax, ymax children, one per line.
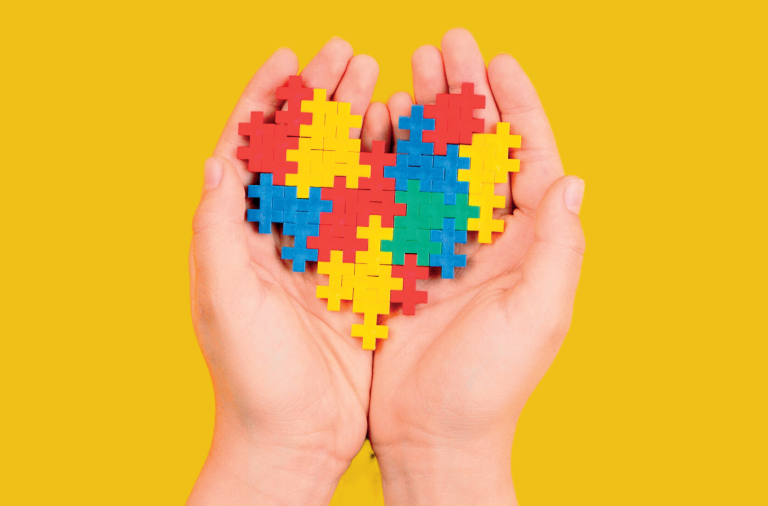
<box><xmin>429</xmin><ymin>218</ymin><xmax>468</xmax><ymax>279</ymax></box>
<box><xmin>393</xmin><ymin>180</ymin><xmax>432</xmax><ymax>239</ymax></box>
<box><xmin>276</xmin><ymin>186</ymin><xmax>332</xmax><ymax>225</ymax></box>
<box><xmin>391</xmin><ymin>254</ymin><xmax>428</xmax><ymax>315</ymax></box>
<box><xmin>246</xmin><ymin>174</ymin><xmax>285</xmax><ymax>233</ymax></box>
<box><xmin>359</xmin><ymin>140</ymin><xmax>397</xmax><ymax>202</ymax></box>
<box><xmin>273</xmin><ymin>185</ymin><xmax>304</xmax><ymax>224</ymax></box>
<box><xmin>397</xmin><ymin>105</ymin><xmax>435</xmax><ymax>165</ymax></box>
<box><xmin>316</xmin><ymin>250</ymin><xmax>355</xmax><ymax>311</ymax></box>
<box><xmin>410</xmin><ymin>154</ymin><xmax>443</xmax><ymax>192</ymax></box>
<box><xmin>319</xmin><ymin>178</ymin><xmax>357</xmax><ymax>236</ymax></box>
<box><xmin>457</xmin><ymin>138</ymin><xmax>496</xmax><ymax>194</ymax></box>
<box><xmin>450</xmin><ymin>83</ymin><xmax>485</xmax><ymax>144</ymax></box>
<box><xmin>482</xmin><ymin>122</ymin><xmax>521</xmax><ymax>182</ymax></box>
<box><xmin>275</xmin><ymin>76</ymin><xmax>313</xmax><ymax>136</ymax></box>
<box><xmin>299</xmin><ymin>89</ymin><xmax>338</xmax><ymax>149</ymax></box>
<box><xmin>308</xmin><ymin>223</ymin><xmax>367</xmax><ymax>263</ymax></box>
<box><xmin>351</xmin><ymin>311</ymin><xmax>388</xmax><ymax>350</ymax></box>
<box><xmin>282</xmin><ymin>212</ymin><xmax>320</xmax><ymax>272</ymax></box>
<box><xmin>348</xmin><ymin>190</ymin><xmax>406</xmax><ymax>228</ymax></box>
<box><xmin>423</xmin><ymin>94</ymin><xmax>461</xmax><ymax>156</ymax></box>
<box><xmin>382</xmin><ymin>227</ymin><xmax>441</xmax><ymax>266</ymax></box>
<box><xmin>383</xmin><ymin>154</ymin><xmax>414</xmax><ymax>191</ymax></box>
<box><xmin>324</xmin><ymin>102</ymin><xmax>362</xmax><ymax>154</ymax></box>
<box><xmin>355</xmin><ymin>215</ymin><xmax>394</xmax><ymax>273</ymax></box>
<box><xmin>467</xmin><ymin>183</ymin><xmax>505</xmax><ymax>243</ymax></box>
<box><xmin>432</xmin><ymin>144</ymin><xmax>470</xmax><ymax>204</ymax></box>
<box><xmin>286</xmin><ymin>138</ymin><xmax>324</xmax><ymax>197</ymax></box>
<box><xmin>237</xmin><ymin>111</ymin><xmax>276</xmax><ymax>172</ymax></box>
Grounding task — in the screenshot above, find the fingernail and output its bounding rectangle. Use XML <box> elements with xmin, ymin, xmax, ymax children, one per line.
<box><xmin>564</xmin><ymin>178</ymin><xmax>585</xmax><ymax>215</ymax></box>
<box><xmin>203</xmin><ymin>157</ymin><xmax>223</xmax><ymax>190</ymax></box>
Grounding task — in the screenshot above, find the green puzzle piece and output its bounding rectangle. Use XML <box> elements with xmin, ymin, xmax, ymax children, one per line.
<box><xmin>382</xmin><ymin>228</ymin><xmax>441</xmax><ymax>266</ymax></box>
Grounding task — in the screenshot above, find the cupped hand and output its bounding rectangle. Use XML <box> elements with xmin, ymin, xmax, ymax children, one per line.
<box><xmin>368</xmin><ymin>29</ymin><xmax>586</xmax><ymax>505</ymax></box>
<box><xmin>187</xmin><ymin>38</ymin><xmax>391</xmax><ymax>505</ymax></box>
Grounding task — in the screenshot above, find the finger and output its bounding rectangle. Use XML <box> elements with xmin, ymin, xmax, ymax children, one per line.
<box><xmin>510</xmin><ymin>176</ymin><xmax>585</xmax><ymax>340</ymax></box>
<box><xmin>387</xmin><ymin>91</ymin><xmax>414</xmax><ymax>145</ymax></box>
<box><xmin>488</xmin><ymin>53</ymin><xmax>564</xmax><ymax>216</ymax></box>
<box><xmin>440</xmin><ymin>28</ymin><xmax>501</xmax><ymax>129</ymax></box>
<box><xmin>411</xmin><ymin>45</ymin><xmax>447</xmax><ymax>105</ymax></box>
<box><xmin>298</xmin><ymin>37</ymin><xmax>354</xmax><ymax>99</ymax></box>
<box><xmin>332</xmin><ymin>54</ymin><xmax>379</xmax><ymax>140</ymax></box>
<box><xmin>213</xmin><ymin>48</ymin><xmax>299</xmax><ymax>184</ymax></box>
<box><xmin>361</xmin><ymin>101</ymin><xmax>392</xmax><ymax>152</ymax></box>
<box><xmin>192</xmin><ymin>157</ymin><xmax>256</xmax><ymax>297</ymax></box>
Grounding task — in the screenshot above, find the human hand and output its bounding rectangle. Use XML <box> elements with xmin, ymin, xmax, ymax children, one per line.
<box><xmin>187</xmin><ymin>38</ymin><xmax>390</xmax><ymax>505</ymax></box>
<box><xmin>368</xmin><ymin>29</ymin><xmax>586</xmax><ymax>505</ymax></box>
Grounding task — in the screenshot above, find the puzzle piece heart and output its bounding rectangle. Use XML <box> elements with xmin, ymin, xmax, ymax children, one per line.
<box><xmin>241</xmin><ymin>76</ymin><xmax>521</xmax><ymax>350</ymax></box>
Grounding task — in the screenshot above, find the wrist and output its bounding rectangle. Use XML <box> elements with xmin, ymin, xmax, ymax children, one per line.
<box><xmin>187</xmin><ymin>411</ymin><xmax>348</xmax><ymax>505</ymax></box>
<box><xmin>375</xmin><ymin>438</ymin><xmax>517</xmax><ymax>506</ymax></box>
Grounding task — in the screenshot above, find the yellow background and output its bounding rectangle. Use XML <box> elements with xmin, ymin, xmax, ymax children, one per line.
<box><xmin>2</xmin><ymin>0</ymin><xmax>765</xmax><ymax>504</ymax></box>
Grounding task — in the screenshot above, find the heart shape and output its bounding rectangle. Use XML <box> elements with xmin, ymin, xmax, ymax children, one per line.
<box><xmin>239</xmin><ymin>76</ymin><xmax>521</xmax><ymax>349</ymax></box>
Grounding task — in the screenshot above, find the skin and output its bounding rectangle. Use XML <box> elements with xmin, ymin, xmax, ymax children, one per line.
<box><xmin>188</xmin><ymin>29</ymin><xmax>585</xmax><ymax>506</ymax></box>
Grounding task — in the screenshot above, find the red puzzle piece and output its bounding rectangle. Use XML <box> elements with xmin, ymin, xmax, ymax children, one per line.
<box><xmin>275</xmin><ymin>75</ymin><xmax>313</xmax><ymax>136</ymax></box>
<box><xmin>237</xmin><ymin>111</ymin><xmax>277</xmax><ymax>172</ymax></box>
<box><xmin>424</xmin><ymin>95</ymin><xmax>461</xmax><ymax>155</ymax></box>
<box><xmin>261</xmin><ymin>124</ymin><xmax>299</xmax><ymax>184</ymax></box>
<box><xmin>449</xmin><ymin>83</ymin><xmax>485</xmax><ymax>144</ymax></box>
<box><xmin>391</xmin><ymin>254</ymin><xmax>429</xmax><ymax>315</ymax></box>
<box><xmin>359</xmin><ymin>140</ymin><xmax>397</xmax><ymax>202</ymax></box>
<box><xmin>349</xmin><ymin>190</ymin><xmax>406</xmax><ymax>228</ymax></box>
<box><xmin>307</xmin><ymin>224</ymin><xmax>367</xmax><ymax>263</ymax></box>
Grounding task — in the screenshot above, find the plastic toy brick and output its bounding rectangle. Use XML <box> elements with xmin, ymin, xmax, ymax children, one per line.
<box><xmin>359</xmin><ymin>140</ymin><xmax>397</xmax><ymax>202</ymax></box>
<box><xmin>457</xmin><ymin>141</ymin><xmax>496</xmax><ymax>195</ymax></box>
<box><xmin>395</xmin><ymin>179</ymin><xmax>433</xmax><ymax>211</ymax></box>
<box><xmin>382</xmin><ymin>227</ymin><xmax>441</xmax><ymax>266</ymax></box>
<box><xmin>285</xmin><ymin>138</ymin><xmax>323</xmax><ymax>197</ymax></box>
<box><xmin>260</xmin><ymin>124</ymin><xmax>300</xmax><ymax>185</ymax></box>
<box><xmin>237</xmin><ymin>111</ymin><xmax>277</xmax><ymax>173</ymax></box>
<box><xmin>337</xmin><ymin>156</ymin><xmax>371</xmax><ymax>189</ymax></box>
<box><xmin>308</xmin><ymin>223</ymin><xmax>367</xmax><ymax>263</ymax></box>
<box><xmin>316</xmin><ymin>250</ymin><xmax>355</xmax><ymax>311</ymax></box>
<box><xmin>351</xmin><ymin>311</ymin><xmax>388</xmax><ymax>350</ymax></box>
<box><xmin>300</xmin><ymin>89</ymin><xmax>338</xmax><ymax>149</ymax></box>
<box><xmin>383</xmin><ymin>154</ymin><xmax>414</xmax><ymax>191</ymax></box>
<box><xmin>432</xmin><ymin>144</ymin><xmax>470</xmax><ymax>204</ymax></box>
<box><xmin>282</xmin><ymin>212</ymin><xmax>320</xmax><ymax>272</ymax></box>
<box><xmin>467</xmin><ymin>183</ymin><xmax>505</xmax><ymax>243</ymax></box>
<box><xmin>349</xmin><ymin>265</ymin><xmax>402</xmax><ymax>306</ymax></box>
<box><xmin>397</xmin><ymin>105</ymin><xmax>436</xmax><ymax>166</ymax></box>
<box><xmin>277</xmin><ymin>186</ymin><xmax>331</xmax><ymax>225</ymax></box>
<box><xmin>246</xmin><ymin>174</ymin><xmax>285</xmax><ymax>233</ymax></box>
<box><xmin>350</xmin><ymin>190</ymin><xmax>406</xmax><ymax>228</ymax></box>
<box><xmin>410</xmin><ymin>154</ymin><xmax>443</xmax><ymax>193</ymax></box>
<box><xmin>429</xmin><ymin>218</ymin><xmax>468</xmax><ymax>279</ymax></box>
<box><xmin>482</xmin><ymin>122</ymin><xmax>521</xmax><ymax>182</ymax></box>
<box><xmin>424</xmin><ymin>94</ymin><xmax>461</xmax><ymax>156</ymax></box>
<box><xmin>449</xmin><ymin>83</ymin><xmax>485</xmax><ymax>144</ymax></box>
<box><xmin>325</xmin><ymin>102</ymin><xmax>362</xmax><ymax>154</ymax></box>
<box><xmin>391</xmin><ymin>254</ymin><xmax>429</xmax><ymax>315</ymax></box>
<box><xmin>275</xmin><ymin>75</ymin><xmax>313</xmax><ymax>136</ymax></box>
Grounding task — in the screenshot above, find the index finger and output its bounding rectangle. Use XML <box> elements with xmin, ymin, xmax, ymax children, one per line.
<box><xmin>487</xmin><ymin>53</ymin><xmax>564</xmax><ymax>215</ymax></box>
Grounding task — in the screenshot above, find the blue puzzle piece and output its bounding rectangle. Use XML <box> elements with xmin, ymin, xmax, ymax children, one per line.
<box><xmin>247</xmin><ymin>174</ymin><xmax>285</xmax><ymax>233</ymax></box>
<box><xmin>412</xmin><ymin>154</ymin><xmax>442</xmax><ymax>193</ymax></box>
<box><xmin>429</xmin><ymin>218</ymin><xmax>467</xmax><ymax>279</ymax></box>
<box><xmin>383</xmin><ymin>154</ymin><xmax>412</xmax><ymax>191</ymax></box>
<box><xmin>273</xmin><ymin>185</ymin><xmax>304</xmax><ymax>224</ymax></box>
<box><xmin>433</xmin><ymin>144</ymin><xmax>470</xmax><ymax>204</ymax></box>
<box><xmin>397</xmin><ymin>105</ymin><xmax>435</xmax><ymax>166</ymax></box>
<box><xmin>281</xmin><ymin>211</ymin><xmax>319</xmax><ymax>272</ymax></box>
<box><xmin>304</xmin><ymin>187</ymin><xmax>332</xmax><ymax>224</ymax></box>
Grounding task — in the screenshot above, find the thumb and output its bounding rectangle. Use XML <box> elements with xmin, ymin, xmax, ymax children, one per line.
<box><xmin>514</xmin><ymin>176</ymin><xmax>586</xmax><ymax>337</ymax></box>
<box><xmin>191</xmin><ymin>157</ymin><xmax>252</xmax><ymax>295</ymax></box>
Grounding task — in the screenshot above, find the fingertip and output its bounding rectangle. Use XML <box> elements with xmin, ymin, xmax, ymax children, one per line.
<box><xmin>324</xmin><ymin>36</ymin><xmax>354</xmax><ymax>63</ymax></box>
<box><xmin>441</xmin><ymin>27</ymin><xmax>478</xmax><ymax>52</ymax></box>
<box><xmin>361</xmin><ymin>101</ymin><xmax>391</xmax><ymax>151</ymax></box>
<box><xmin>352</xmin><ymin>54</ymin><xmax>379</xmax><ymax>76</ymax></box>
<box><xmin>412</xmin><ymin>44</ymin><xmax>442</xmax><ymax>66</ymax></box>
